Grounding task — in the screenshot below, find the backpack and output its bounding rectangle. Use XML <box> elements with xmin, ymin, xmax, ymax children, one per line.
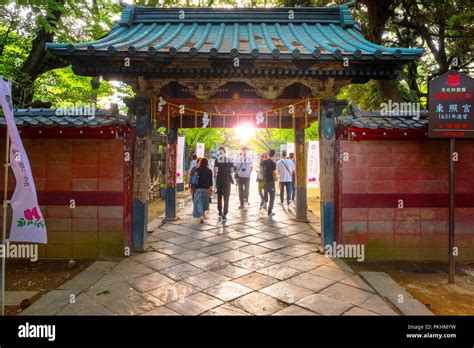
<box><xmin>191</xmin><ymin>169</ymin><xmax>199</xmax><ymax>186</ymax></box>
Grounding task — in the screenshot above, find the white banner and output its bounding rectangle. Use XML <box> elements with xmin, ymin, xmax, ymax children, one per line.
<box><xmin>196</xmin><ymin>142</ymin><xmax>205</xmax><ymax>158</ymax></box>
<box><xmin>280</xmin><ymin>144</ymin><xmax>286</xmax><ymax>155</ymax></box>
<box><xmin>176</xmin><ymin>136</ymin><xmax>185</xmax><ymax>184</ymax></box>
<box><xmin>0</xmin><ymin>78</ymin><xmax>47</xmax><ymax>243</ymax></box>
<box><xmin>307</xmin><ymin>141</ymin><xmax>320</xmax><ymax>189</ymax></box>
<box><xmin>286</xmin><ymin>142</ymin><xmax>295</xmax><ymax>155</ymax></box>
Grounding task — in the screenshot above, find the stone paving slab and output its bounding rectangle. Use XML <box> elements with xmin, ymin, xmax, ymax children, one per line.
<box><xmin>287</xmin><ymin>272</ymin><xmax>336</xmax><ymax>292</ymax></box>
<box><xmin>359</xmin><ymin>295</ymin><xmax>399</xmax><ymax>316</ymax></box>
<box><xmin>85</xmin><ymin>261</ymin><xmax>119</xmax><ymax>272</ymax></box>
<box><xmin>320</xmin><ymin>283</ymin><xmax>374</xmax><ymax>306</ymax></box>
<box><xmin>231</xmin><ymin>291</ymin><xmax>287</xmax><ymax>315</ymax></box>
<box><xmin>20</xmin><ymin>290</ymin><xmax>81</xmax><ymax>316</ymax></box>
<box><xmin>87</xmin><ymin>281</ymin><xmax>164</xmax><ymax>315</ymax></box>
<box><xmin>58</xmin><ymin>271</ymin><xmax>106</xmax><ymax>291</ymax></box>
<box><xmin>58</xmin><ymin>293</ymin><xmax>115</xmax><ymax>316</ymax></box>
<box><xmin>127</xmin><ymin>272</ymin><xmax>175</xmax><ymax>293</ymax></box>
<box><xmin>260</xmin><ymin>281</ymin><xmax>314</xmax><ymax>304</ymax></box>
<box><xmin>273</xmin><ymin>305</ymin><xmax>318</xmax><ymax>316</ymax></box>
<box><xmin>149</xmin><ymin>282</ymin><xmax>200</xmax><ymax>303</ymax></box>
<box><xmin>166</xmin><ymin>292</ymin><xmax>223</xmax><ymax>315</ymax></box>
<box><xmin>296</xmin><ymin>293</ymin><xmax>353</xmax><ymax>315</ymax></box>
<box><xmin>233</xmin><ymin>272</ymin><xmax>279</xmax><ymax>290</ymax></box>
<box><xmin>360</xmin><ymin>272</ymin><xmax>433</xmax><ymax>316</ymax></box>
<box><xmin>204</xmin><ymin>281</ymin><xmax>253</xmax><ymax>302</ymax></box>
<box><xmin>22</xmin><ymin>183</ymin><xmax>403</xmax><ymax>316</ymax></box>
<box><xmin>140</xmin><ymin>306</ymin><xmax>181</xmax><ymax>316</ymax></box>
<box><xmin>202</xmin><ymin>303</ymin><xmax>250</xmax><ymax>316</ymax></box>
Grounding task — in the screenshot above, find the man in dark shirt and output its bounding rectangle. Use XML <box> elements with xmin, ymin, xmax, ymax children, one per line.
<box><xmin>262</xmin><ymin>149</ymin><xmax>277</xmax><ymax>217</ymax></box>
<box><xmin>214</xmin><ymin>146</ymin><xmax>234</xmax><ymax>223</ymax></box>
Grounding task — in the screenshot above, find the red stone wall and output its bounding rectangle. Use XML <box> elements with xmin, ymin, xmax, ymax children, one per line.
<box><xmin>0</xmin><ymin>138</ymin><xmax>127</xmax><ymax>259</ymax></box>
<box><xmin>339</xmin><ymin>139</ymin><xmax>474</xmax><ymax>261</ymax></box>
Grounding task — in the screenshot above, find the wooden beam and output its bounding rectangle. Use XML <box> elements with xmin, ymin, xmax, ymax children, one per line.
<box><xmin>319</xmin><ymin>98</ymin><xmax>346</xmax><ymax>248</ymax></box>
<box><xmin>153</xmin><ymin>97</ymin><xmax>319</xmax><ymax>129</ymax></box>
<box><xmin>167</xmin><ymin>115</ymin><xmax>318</xmax><ymax>129</ymax></box>
<box><xmin>130</xmin><ymin>97</ymin><xmax>152</xmax><ymax>252</ymax></box>
<box><xmin>165</xmin><ymin>127</ymin><xmax>178</xmax><ymax>220</ymax></box>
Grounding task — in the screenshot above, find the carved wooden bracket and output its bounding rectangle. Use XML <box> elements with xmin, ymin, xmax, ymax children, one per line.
<box><xmin>122</xmin><ymin>75</ymin><xmax>351</xmax><ymax>100</ymax></box>
<box><xmin>177</xmin><ymin>79</ymin><xmax>227</xmax><ymax>100</ymax></box>
<box><xmin>123</xmin><ymin>76</ymin><xmax>174</xmax><ymax>97</ymax></box>
<box><xmin>249</xmin><ymin>80</ymin><xmax>289</xmax><ymax>99</ymax></box>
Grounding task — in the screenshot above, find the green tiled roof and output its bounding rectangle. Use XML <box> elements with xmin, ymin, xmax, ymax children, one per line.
<box><xmin>338</xmin><ymin>103</ymin><xmax>428</xmax><ymax>130</ymax></box>
<box><xmin>0</xmin><ymin>105</ymin><xmax>128</xmax><ymax>127</ymax></box>
<box><xmin>46</xmin><ymin>4</ymin><xmax>422</xmax><ymax>61</ymax></box>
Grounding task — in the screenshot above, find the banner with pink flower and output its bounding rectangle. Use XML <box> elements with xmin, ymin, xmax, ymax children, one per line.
<box><xmin>307</xmin><ymin>141</ymin><xmax>320</xmax><ymax>189</ymax></box>
<box><xmin>176</xmin><ymin>136</ymin><xmax>184</xmax><ymax>184</ymax></box>
<box><xmin>0</xmin><ymin>78</ymin><xmax>47</xmax><ymax>244</ymax></box>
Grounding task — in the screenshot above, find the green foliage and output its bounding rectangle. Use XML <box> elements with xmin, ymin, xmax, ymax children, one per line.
<box><xmin>305</xmin><ymin>121</ymin><xmax>319</xmax><ymax>141</ymax></box>
<box><xmin>249</xmin><ymin>128</ymin><xmax>291</xmax><ymax>154</ymax></box>
<box><xmin>1</xmin><ymin>0</ymin><xmax>472</xmax><ymax>117</ymax></box>
<box><xmin>337</xmin><ymin>80</ymin><xmax>386</xmax><ymax>110</ymax></box>
<box><xmin>0</xmin><ymin>0</ymin><xmax>125</xmax><ymax>107</ymax></box>
<box><xmin>183</xmin><ymin>128</ymin><xmax>224</xmax><ymax>157</ymax></box>
<box><xmin>0</xmin><ymin>27</ymin><xmax>30</xmax><ymax>82</ymax></box>
<box><xmin>33</xmin><ymin>66</ymin><xmax>115</xmax><ymax>106</ymax></box>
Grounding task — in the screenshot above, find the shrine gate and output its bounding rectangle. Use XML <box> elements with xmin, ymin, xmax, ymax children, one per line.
<box><xmin>46</xmin><ymin>3</ymin><xmax>422</xmax><ymax>254</ymax></box>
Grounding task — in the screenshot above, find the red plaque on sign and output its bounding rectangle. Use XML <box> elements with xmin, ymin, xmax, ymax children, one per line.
<box><xmin>428</xmin><ymin>70</ymin><xmax>474</xmax><ymax>138</ymax></box>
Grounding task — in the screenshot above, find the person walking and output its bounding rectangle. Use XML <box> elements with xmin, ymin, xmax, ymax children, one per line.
<box><xmin>277</xmin><ymin>150</ymin><xmax>295</xmax><ymax>209</ymax></box>
<box><xmin>214</xmin><ymin>147</ymin><xmax>234</xmax><ymax>223</ymax></box>
<box><xmin>257</xmin><ymin>153</ymin><xmax>267</xmax><ymax>210</ymax></box>
<box><xmin>191</xmin><ymin>157</ymin><xmax>213</xmax><ymax>223</ymax></box>
<box><xmin>235</xmin><ymin>146</ymin><xmax>252</xmax><ymax>209</ymax></box>
<box><xmin>262</xmin><ymin>149</ymin><xmax>277</xmax><ymax>217</ymax></box>
<box><xmin>289</xmin><ymin>152</ymin><xmax>296</xmax><ymax>202</ymax></box>
<box><xmin>189</xmin><ymin>157</ymin><xmax>201</xmax><ymax>201</ymax></box>
<box><xmin>210</xmin><ymin>153</ymin><xmax>218</xmax><ymax>193</ymax></box>
<box><xmin>189</xmin><ymin>154</ymin><xmax>197</xmax><ymax>177</ymax></box>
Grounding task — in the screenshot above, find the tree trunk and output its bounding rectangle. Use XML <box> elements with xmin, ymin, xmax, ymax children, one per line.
<box><xmin>361</xmin><ymin>0</ymin><xmax>404</xmax><ymax>102</ymax></box>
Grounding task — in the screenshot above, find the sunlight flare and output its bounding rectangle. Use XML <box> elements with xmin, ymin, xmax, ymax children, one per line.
<box><xmin>233</xmin><ymin>124</ymin><xmax>256</xmax><ymax>142</ymax></box>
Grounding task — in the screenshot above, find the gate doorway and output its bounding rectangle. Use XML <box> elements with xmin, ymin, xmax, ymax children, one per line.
<box><xmin>45</xmin><ymin>4</ymin><xmax>422</xmax><ymax>253</ymax></box>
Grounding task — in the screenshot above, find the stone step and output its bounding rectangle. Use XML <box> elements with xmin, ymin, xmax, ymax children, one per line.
<box><xmin>359</xmin><ymin>271</ymin><xmax>433</xmax><ymax>316</ymax></box>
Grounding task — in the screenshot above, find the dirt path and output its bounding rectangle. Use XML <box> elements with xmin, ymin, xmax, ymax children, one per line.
<box><xmin>348</xmin><ymin>261</ymin><xmax>474</xmax><ymax>315</ymax></box>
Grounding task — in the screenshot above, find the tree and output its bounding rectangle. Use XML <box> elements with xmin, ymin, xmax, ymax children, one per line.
<box><xmin>1</xmin><ymin>0</ymin><xmax>123</xmax><ymax>108</ymax></box>
<box><xmin>395</xmin><ymin>0</ymin><xmax>473</xmax><ymax>97</ymax></box>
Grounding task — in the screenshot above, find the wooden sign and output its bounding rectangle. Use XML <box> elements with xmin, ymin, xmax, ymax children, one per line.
<box><xmin>428</xmin><ymin>70</ymin><xmax>474</xmax><ymax>138</ymax></box>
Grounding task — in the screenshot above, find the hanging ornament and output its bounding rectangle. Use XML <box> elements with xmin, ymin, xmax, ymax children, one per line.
<box><xmin>306</xmin><ymin>99</ymin><xmax>312</xmax><ymax>115</ymax></box>
<box><xmin>202</xmin><ymin>112</ymin><xmax>210</xmax><ymax>128</ymax></box>
<box><xmin>256</xmin><ymin>111</ymin><xmax>264</xmax><ymax>126</ymax></box>
<box><xmin>157</xmin><ymin>96</ymin><xmax>167</xmax><ymax>112</ymax></box>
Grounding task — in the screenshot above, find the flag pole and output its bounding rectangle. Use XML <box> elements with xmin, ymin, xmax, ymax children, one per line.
<box><xmin>1</xmin><ymin>129</ymin><xmax>10</xmax><ymax>316</ymax></box>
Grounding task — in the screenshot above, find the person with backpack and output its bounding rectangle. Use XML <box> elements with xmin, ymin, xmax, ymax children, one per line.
<box><xmin>189</xmin><ymin>157</ymin><xmax>201</xmax><ymax>201</ymax></box>
<box><xmin>289</xmin><ymin>152</ymin><xmax>296</xmax><ymax>202</ymax></box>
<box><xmin>192</xmin><ymin>157</ymin><xmax>213</xmax><ymax>223</ymax></box>
<box><xmin>277</xmin><ymin>150</ymin><xmax>296</xmax><ymax>209</ymax></box>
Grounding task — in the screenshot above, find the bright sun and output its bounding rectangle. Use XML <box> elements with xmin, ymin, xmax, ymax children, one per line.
<box><xmin>234</xmin><ymin>124</ymin><xmax>256</xmax><ymax>141</ymax></box>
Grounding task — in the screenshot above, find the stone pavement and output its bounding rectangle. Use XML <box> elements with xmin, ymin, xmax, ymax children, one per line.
<box><xmin>21</xmin><ymin>183</ymin><xmax>400</xmax><ymax>316</ymax></box>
